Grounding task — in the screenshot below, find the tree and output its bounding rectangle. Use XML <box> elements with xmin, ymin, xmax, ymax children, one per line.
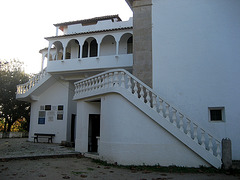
<box><xmin>0</xmin><ymin>59</ymin><xmax>30</xmax><ymax>132</ymax></box>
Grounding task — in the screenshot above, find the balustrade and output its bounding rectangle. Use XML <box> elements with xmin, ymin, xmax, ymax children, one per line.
<box><xmin>16</xmin><ymin>69</ymin><xmax>48</xmax><ymax>95</ymax></box>
<box><xmin>74</xmin><ymin>69</ymin><xmax>222</xmax><ymax>161</ymax></box>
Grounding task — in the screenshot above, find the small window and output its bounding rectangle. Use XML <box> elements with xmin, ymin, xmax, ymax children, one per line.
<box><xmin>45</xmin><ymin>105</ymin><xmax>51</xmax><ymax>111</ymax></box>
<box><xmin>209</xmin><ymin>107</ymin><xmax>225</xmax><ymax>122</ymax></box>
<box><xmin>58</xmin><ymin>105</ymin><xmax>64</xmax><ymax>111</ymax></box>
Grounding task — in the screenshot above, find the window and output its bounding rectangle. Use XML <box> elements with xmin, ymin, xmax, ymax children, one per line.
<box><xmin>45</xmin><ymin>105</ymin><xmax>51</xmax><ymax>111</ymax></box>
<box><xmin>58</xmin><ymin>105</ymin><xmax>64</xmax><ymax>110</ymax></box>
<box><xmin>209</xmin><ymin>107</ymin><xmax>225</xmax><ymax>122</ymax></box>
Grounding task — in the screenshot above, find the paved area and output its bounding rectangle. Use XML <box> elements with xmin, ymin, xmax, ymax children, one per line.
<box><xmin>0</xmin><ymin>138</ymin><xmax>239</xmax><ymax>180</ymax></box>
<box><xmin>0</xmin><ymin>138</ymin><xmax>77</xmax><ymax>159</ymax></box>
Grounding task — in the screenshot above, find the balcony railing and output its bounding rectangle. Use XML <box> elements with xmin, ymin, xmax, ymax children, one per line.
<box><xmin>46</xmin><ymin>54</ymin><xmax>133</xmax><ymax>73</ymax></box>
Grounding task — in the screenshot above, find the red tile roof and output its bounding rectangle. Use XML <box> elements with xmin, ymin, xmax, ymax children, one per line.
<box><xmin>54</xmin><ymin>15</ymin><xmax>122</xmax><ymax>27</ymax></box>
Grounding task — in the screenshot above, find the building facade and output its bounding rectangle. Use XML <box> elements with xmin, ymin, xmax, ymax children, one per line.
<box><xmin>16</xmin><ymin>0</ymin><xmax>240</xmax><ymax>168</ymax></box>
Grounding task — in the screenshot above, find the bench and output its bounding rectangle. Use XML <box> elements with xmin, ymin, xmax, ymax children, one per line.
<box><xmin>34</xmin><ymin>133</ymin><xmax>55</xmax><ymax>143</ymax></box>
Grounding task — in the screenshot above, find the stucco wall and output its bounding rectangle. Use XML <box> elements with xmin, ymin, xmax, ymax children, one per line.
<box><xmin>152</xmin><ymin>0</ymin><xmax>240</xmax><ymax>159</ymax></box>
<box><xmin>76</xmin><ymin>93</ymin><xmax>209</xmax><ymax>167</ymax></box>
<box><xmin>28</xmin><ymin>80</ymin><xmax>74</xmax><ymax>143</ymax></box>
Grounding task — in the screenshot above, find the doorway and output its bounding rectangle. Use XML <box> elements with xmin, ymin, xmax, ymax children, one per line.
<box><xmin>71</xmin><ymin>114</ymin><xmax>76</xmax><ymax>143</ymax></box>
<box><xmin>88</xmin><ymin>114</ymin><xmax>100</xmax><ymax>152</ymax></box>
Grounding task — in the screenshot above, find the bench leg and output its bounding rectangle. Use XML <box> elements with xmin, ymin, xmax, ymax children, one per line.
<box><xmin>48</xmin><ymin>137</ymin><xmax>53</xmax><ymax>143</ymax></box>
<box><xmin>34</xmin><ymin>137</ymin><xmax>38</xmax><ymax>143</ymax></box>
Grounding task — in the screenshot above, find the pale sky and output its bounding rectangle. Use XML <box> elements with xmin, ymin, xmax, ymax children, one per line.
<box><xmin>0</xmin><ymin>0</ymin><xmax>132</xmax><ymax>74</ymax></box>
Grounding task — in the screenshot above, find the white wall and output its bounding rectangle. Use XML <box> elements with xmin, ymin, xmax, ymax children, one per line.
<box><xmin>76</xmin><ymin>93</ymin><xmax>209</xmax><ymax>167</ymax></box>
<box><xmin>152</xmin><ymin>0</ymin><xmax>240</xmax><ymax>159</ymax></box>
<box><xmin>28</xmin><ymin>80</ymin><xmax>74</xmax><ymax>143</ymax></box>
<box><xmin>67</xmin><ymin>18</ymin><xmax>133</xmax><ymax>35</ymax></box>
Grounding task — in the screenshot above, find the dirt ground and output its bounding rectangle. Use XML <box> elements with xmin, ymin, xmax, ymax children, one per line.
<box><xmin>0</xmin><ymin>138</ymin><xmax>239</xmax><ymax>180</ymax></box>
<box><xmin>0</xmin><ymin>157</ymin><xmax>239</xmax><ymax>180</ymax></box>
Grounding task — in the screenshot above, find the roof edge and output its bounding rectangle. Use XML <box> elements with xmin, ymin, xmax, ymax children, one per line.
<box><xmin>54</xmin><ymin>14</ymin><xmax>122</xmax><ymax>27</ymax></box>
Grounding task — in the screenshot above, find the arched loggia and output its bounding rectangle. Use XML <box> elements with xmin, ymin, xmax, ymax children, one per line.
<box><xmin>51</xmin><ymin>41</ymin><xmax>64</xmax><ymax>60</ymax></box>
<box><xmin>65</xmin><ymin>39</ymin><xmax>80</xmax><ymax>59</ymax></box>
<box><xmin>82</xmin><ymin>37</ymin><xmax>98</xmax><ymax>58</ymax></box>
<box><xmin>119</xmin><ymin>33</ymin><xmax>133</xmax><ymax>55</ymax></box>
<box><xmin>100</xmin><ymin>35</ymin><xmax>116</xmax><ymax>56</ymax></box>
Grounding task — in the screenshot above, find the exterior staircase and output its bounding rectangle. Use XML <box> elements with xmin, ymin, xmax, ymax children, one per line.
<box><xmin>73</xmin><ymin>69</ymin><xmax>222</xmax><ymax>168</ymax></box>
<box><xmin>16</xmin><ymin>69</ymin><xmax>56</xmax><ymax>101</ymax></box>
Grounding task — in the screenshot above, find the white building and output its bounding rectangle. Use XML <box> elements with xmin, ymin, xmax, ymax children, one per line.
<box><xmin>16</xmin><ymin>0</ymin><xmax>240</xmax><ymax>168</ymax></box>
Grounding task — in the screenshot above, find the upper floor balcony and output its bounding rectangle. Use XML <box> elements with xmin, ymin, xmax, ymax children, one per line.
<box><xmin>40</xmin><ymin>15</ymin><xmax>133</xmax><ymax>74</ymax></box>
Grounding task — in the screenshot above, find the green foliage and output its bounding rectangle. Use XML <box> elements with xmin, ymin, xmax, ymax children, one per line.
<box><xmin>0</xmin><ymin>59</ymin><xmax>30</xmax><ymax>132</ymax></box>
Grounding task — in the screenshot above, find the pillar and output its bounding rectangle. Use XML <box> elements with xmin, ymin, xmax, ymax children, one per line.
<box><xmin>222</xmin><ymin>138</ymin><xmax>232</xmax><ymax>169</ymax></box>
<box><xmin>132</xmin><ymin>0</ymin><xmax>152</xmax><ymax>87</ymax></box>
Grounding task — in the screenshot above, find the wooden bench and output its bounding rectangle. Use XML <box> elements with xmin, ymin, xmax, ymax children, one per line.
<box><xmin>34</xmin><ymin>133</ymin><xmax>55</xmax><ymax>143</ymax></box>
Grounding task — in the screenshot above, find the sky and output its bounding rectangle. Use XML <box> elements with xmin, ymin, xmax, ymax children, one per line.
<box><xmin>0</xmin><ymin>0</ymin><xmax>132</xmax><ymax>74</ymax></box>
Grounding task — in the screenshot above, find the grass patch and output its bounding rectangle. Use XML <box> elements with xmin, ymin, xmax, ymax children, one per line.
<box><xmin>91</xmin><ymin>159</ymin><xmax>240</xmax><ymax>175</ymax></box>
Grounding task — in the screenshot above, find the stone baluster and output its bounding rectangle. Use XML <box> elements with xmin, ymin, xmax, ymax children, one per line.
<box><xmin>146</xmin><ymin>89</ymin><xmax>151</xmax><ymax>107</ymax></box>
<box><xmin>97</xmin><ymin>76</ymin><xmax>101</xmax><ymax>89</ymax></box>
<box><xmin>91</xmin><ymin>79</ymin><xmax>95</xmax><ymax>91</ymax></box>
<box><xmin>216</xmin><ymin>141</ymin><xmax>221</xmax><ymax>160</ymax></box>
<box><xmin>200</xmin><ymin>128</ymin><xmax>206</xmax><ymax>149</ymax></box>
<box><xmin>82</xmin><ymin>82</ymin><xmax>85</xmax><ymax>92</ymax></box>
<box><xmin>208</xmin><ymin>134</ymin><xmax>213</xmax><ymax>154</ymax></box>
<box><xmin>85</xmin><ymin>80</ymin><xmax>89</xmax><ymax>92</ymax></box>
<box><xmin>85</xmin><ymin>81</ymin><xmax>89</xmax><ymax>92</ymax></box>
<box><xmin>186</xmin><ymin>118</ymin><xmax>191</xmax><ymax>137</ymax></box>
<box><xmin>158</xmin><ymin>97</ymin><xmax>164</xmax><ymax>116</ymax></box>
<box><xmin>78</xmin><ymin>83</ymin><xmax>81</xmax><ymax>93</ymax></box>
<box><xmin>127</xmin><ymin>75</ymin><xmax>132</xmax><ymax>92</ymax></box>
<box><xmin>172</xmin><ymin>108</ymin><xmax>177</xmax><ymax>126</ymax></box>
<box><xmin>120</xmin><ymin>72</ymin><xmax>125</xmax><ymax>88</ymax></box>
<box><xmin>76</xmin><ymin>83</ymin><xmax>80</xmax><ymax>93</ymax></box>
<box><xmin>113</xmin><ymin>72</ymin><xmax>119</xmax><ymax>87</ymax></box>
<box><xmin>80</xmin><ymin>82</ymin><xmax>84</xmax><ymax>93</ymax></box>
<box><xmin>193</xmin><ymin>123</ymin><xmax>198</xmax><ymax>143</ymax></box>
<box><xmin>109</xmin><ymin>73</ymin><xmax>114</xmax><ymax>88</ymax></box>
<box><xmin>75</xmin><ymin>84</ymin><xmax>78</xmax><ymax>94</ymax></box>
<box><xmin>89</xmin><ymin>79</ymin><xmax>93</xmax><ymax>91</ymax></box>
<box><xmin>179</xmin><ymin>113</ymin><xmax>184</xmax><ymax>132</ymax></box>
<box><xmin>101</xmin><ymin>75</ymin><xmax>105</xmax><ymax>89</ymax></box>
<box><xmin>165</xmin><ymin>103</ymin><xmax>170</xmax><ymax>122</ymax></box>
<box><xmin>152</xmin><ymin>94</ymin><xmax>157</xmax><ymax>111</ymax></box>
<box><xmin>94</xmin><ymin>78</ymin><xmax>97</xmax><ymax>90</ymax></box>
<box><xmin>133</xmin><ymin>80</ymin><xmax>138</xmax><ymax>97</ymax></box>
<box><xmin>105</xmin><ymin>73</ymin><xmax>109</xmax><ymax>88</ymax></box>
<box><xmin>139</xmin><ymin>84</ymin><xmax>144</xmax><ymax>101</ymax></box>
